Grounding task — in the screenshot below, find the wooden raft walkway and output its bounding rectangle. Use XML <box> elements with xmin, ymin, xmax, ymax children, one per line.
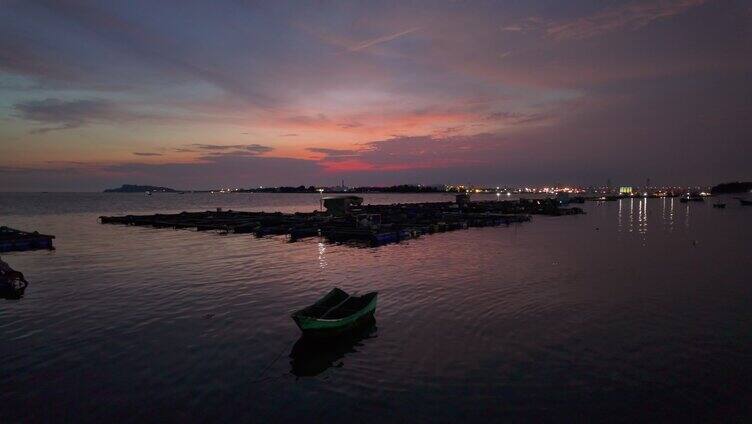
<box><xmin>99</xmin><ymin>199</ymin><xmax>582</xmax><ymax>247</ymax></box>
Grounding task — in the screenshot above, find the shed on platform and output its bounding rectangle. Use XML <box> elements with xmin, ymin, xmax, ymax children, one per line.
<box><xmin>455</xmin><ymin>193</ymin><xmax>471</xmax><ymax>208</ymax></box>
<box><xmin>322</xmin><ymin>195</ymin><xmax>363</xmax><ymax>216</ymax></box>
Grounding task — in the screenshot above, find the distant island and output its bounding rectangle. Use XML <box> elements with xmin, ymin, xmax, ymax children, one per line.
<box><xmin>104</xmin><ymin>184</ymin><xmax>177</xmax><ymax>193</ymax></box>
<box><xmin>235</xmin><ymin>184</ymin><xmax>446</xmax><ymax>193</ymax></box>
<box><xmin>99</xmin><ymin>182</ymin><xmax>737</xmax><ymax>196</ymax></box>
<box><xmin>711</xmin><ymin>181</ymin><xmax>752</xmax><ymax>194</ymax></box>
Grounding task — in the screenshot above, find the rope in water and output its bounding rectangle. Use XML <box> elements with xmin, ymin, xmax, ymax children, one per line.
<box><xmin>249</xmin><ymin>341</ymin><xmax>293</xmax><ymax>383</ymax></box>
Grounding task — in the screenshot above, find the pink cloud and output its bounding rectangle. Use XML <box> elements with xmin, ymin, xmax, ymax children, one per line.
<box><xmin>348</xmin><ymin>27</ymin><xmax>422</xmax><ymax>52</ymax></box>
<box><xmin>315</xmin><ymin>133</ymin><xmax>506</xmax><ymax>174</ymax></box>
<box><xmin>546</xmin><ymin>0</ymin><xmax>708</xmax><ymax>40</ymax></box>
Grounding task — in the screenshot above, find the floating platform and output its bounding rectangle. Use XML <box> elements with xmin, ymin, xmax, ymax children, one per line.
<box><xmin>0</xmin><ymin>226</ymin><xmax>55</xmax><ymax>252</ymax></box>
<box><xmin>99</xmin><ymin>199</ymin><xmax>582</xmax><ymax>247</ymax></box>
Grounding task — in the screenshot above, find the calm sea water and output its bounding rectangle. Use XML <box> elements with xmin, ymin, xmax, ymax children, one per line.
<box><xmin>2</xmin><ymin>193</ymin><xmax>751</xmax><ymax>422</ymax></box>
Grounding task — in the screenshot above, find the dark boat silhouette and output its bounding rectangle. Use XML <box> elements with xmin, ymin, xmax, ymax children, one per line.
<box><xmin>0</xmin><ymin>257</ymin><xmax>28</xmax><ymax>299</ymax></box>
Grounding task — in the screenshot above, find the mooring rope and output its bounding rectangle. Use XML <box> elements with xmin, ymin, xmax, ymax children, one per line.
<box><xmin>249</xmin><ymin>340</ymin><xmax>293</xmax><ymax>384</ymax></box>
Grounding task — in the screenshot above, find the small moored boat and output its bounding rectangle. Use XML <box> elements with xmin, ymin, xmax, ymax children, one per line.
<box><xmin>713</xmin><ymin>203</ymin><xmax>726</xmax><ymax>208</ymax></box>
<box><xmin>292</xmin><ymin>288</ymin><xmax>377</xmax><ymax>338</ymax></box>
<box><xmin>679</xmin><ymin>194</ymin><xmax>704</xmax><ymax>203</ymax></box>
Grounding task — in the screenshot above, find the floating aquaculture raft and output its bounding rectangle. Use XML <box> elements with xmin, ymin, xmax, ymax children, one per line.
<box><xmin>0</xmin><ymin>226</ymin><xmax>55</xmax><ymax>252</ymax></box>
<box><xmin>99</xmin><ymin>198</ymin><xmax>582</xmax><ymax>247</ymax></box>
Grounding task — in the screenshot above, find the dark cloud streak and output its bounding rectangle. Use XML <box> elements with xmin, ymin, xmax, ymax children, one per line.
<box><xmin>307</xmin><ymin>147</ymin><xmax>360</xmax><ymax>156</ymax></box>
<box><xmin>190</xmin><ymin>144</ymin><xmax>274</xmax><ymax>154</ymax></box>
<box><xmin>14</xmin><ymin>98</ymin><xmax>119</xmax><ymax>133</ymax></box>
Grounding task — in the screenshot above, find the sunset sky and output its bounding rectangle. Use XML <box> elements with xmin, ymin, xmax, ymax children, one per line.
<box><xmin>1</xmin><ymin>0</ymin><xmax>750</xmax><ymax>191</ymax></box>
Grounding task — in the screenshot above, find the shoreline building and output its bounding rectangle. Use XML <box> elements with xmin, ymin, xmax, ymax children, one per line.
<box><xmin>619</xmin><ymin>186</ymin><xmax>634</xmax><ymax>195</ymax></box>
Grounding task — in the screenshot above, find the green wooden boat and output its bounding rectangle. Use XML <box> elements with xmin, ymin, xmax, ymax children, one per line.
<box><xmin>292</xmin><ymin>288</ymin><xmax>378</xmax><ymax>337</ymax></box>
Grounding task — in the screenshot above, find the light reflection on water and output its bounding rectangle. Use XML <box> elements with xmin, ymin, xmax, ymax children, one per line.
<box><xmin>669</xmin><ymin>197</ymin><xmax>675</xmax><ymax>231</ymax></box>
<box><xmin>638</xmin><ymin>198</ymin><xmax>647</xmax><ymax>235</ymax></box>
<box><xmin>629</xmin><ymin>197</ymin><xmax>634</xmax><ymax>232</ymax></box>
<box><xmin>618</xmin><ymin>199</ymin><xmax>623</xmax><ymax>231</ymax></box>
<box><xmin>318</xmin><ymin>241</ymin><xmax>327</xmax><ymax>269</ymax></box>
<box><xmin>1</xmin><ymin>193</ymin><xmax>751</xmax><ymax>422</ymax></box>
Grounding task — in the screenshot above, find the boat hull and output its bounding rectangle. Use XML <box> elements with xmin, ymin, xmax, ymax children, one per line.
<box><xmin>293</xmin><ymin>294</ymin><xmax>378</xmax><ymax>338</ymax></box>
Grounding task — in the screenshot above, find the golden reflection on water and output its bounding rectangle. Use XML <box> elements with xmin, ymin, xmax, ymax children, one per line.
<box><xmin>618</xmin><ymin>199</ymin><xmax>623</xmax><ymax>232</ymax></box>
<box><xmin>629</xmin><ymin>197</ymin><xmax>635</xmax><ymax>233</ymax></box>
<box><xmin>617</xmin><ymin>197</ymin><xmax>649</xmax><ymax>235</ymax></box>
<box><xmin>318</xmin><ymin>241</ymin><xmax>327</xmax><ymax>269</ymax></box>
<box><xmin>669</xmin><ymin>198</ymin><xmax>675</xmax><ymax>231</ymax></box>
<box><xmin>661</xmin><ymin>197</ymin><xmax>675</xmax><ymax>232</ymax></box>
<box><xmin>638</xmin><ymin>198</ymin><xmax>647</xmax><ymax>235</ymax></box>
